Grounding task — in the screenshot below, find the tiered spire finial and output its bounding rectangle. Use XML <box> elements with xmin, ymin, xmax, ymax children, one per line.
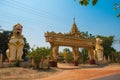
<box><xmin>70</xmin><ymin>18</ymin><xmax>79</xmax><ymax>34</ymax></box>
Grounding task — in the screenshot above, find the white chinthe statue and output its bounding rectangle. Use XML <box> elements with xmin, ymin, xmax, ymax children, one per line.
<box><xmin>6</xmin><ymin>23</ymin><xmax>25</xmax><ymax>62</ymax></box>
<box><xmin>94</xmin><ymin>38</ymin><xmax>104</xmax><ymax>62</ymax></box>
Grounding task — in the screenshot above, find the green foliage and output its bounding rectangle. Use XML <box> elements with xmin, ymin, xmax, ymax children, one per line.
<box><xmin>63</xmin><ymin>48</ymin><xmax>73</xmax><ymax>63</ymax></box>
<box><xmin>58</xmin><ymin>52</ymin><xmax>64</xmax><ymax>62</ymax></box>
<box><xmin>58</xmin><ymin>48</ymin><xmax>73</xmax><ymax>63</ymax></box>
<box><xmin>92</xmin><ymin>0</ymin><xmax>98</xmax><ymax>6</ymax></box>
<box><xmin>79</xmin><ymin>0</ymin><xmax>89</xmax><ymax>6</ymax></box>
<box><xmin>0</xmin><ymin>31</ymin><xmax>12</xmax><ymax>60</ymax></box>
<box><xmin>66</xmin><ymin>53</ymin><xmax>73</xmax><ymax>63</ymax></box>
<box><xmin>79</xmin><ymin>48</ymin><xmax>88</xmax><ymax>64</ymax></box>
<box><xmin>78</xmin><ymin>0</ymin><xmax>98</xmax><ymax>6</ymax></box>
<box><xmin>27</xmin><ymin>47</ymin><xmax>50</xmax><ymax>61</ymax></box>
<box><xmin>81</xmin><ymin>31</ymin><xmax>95</xmax><ymax>38</ymax></box>
<box><xmin>64</xmin><ymin>48</ymin><xmax>71</xmax><ymax>54</ymax></box>
<box><xmin>14</xmin><ymin>59</ymin><xmax>20</xmax><ymax>67</ymax></box>
<box><xmin>109</xmin><ymin>52</ymin><xmax>120</xmax><ymax>63</ymax></box>
<box><xmin>27</xmin><ymin>47</ymin><xmax>50</xmax><ymax>69</ymax></box>
<box><xmin>113</xmin><ymin>3</ymin><xmax>120</xmax><ymax>18</ymax></box>
<box><xmin>22</xmin><ymin>37</ymin><xmax>30</xmax><ymax>59</ymax></box>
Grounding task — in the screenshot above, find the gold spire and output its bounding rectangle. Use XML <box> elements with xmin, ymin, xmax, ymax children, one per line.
<box><xmin>70</xmin><ymin>18</ymin><xmax>79</xmax><ymax>34</ymax></box>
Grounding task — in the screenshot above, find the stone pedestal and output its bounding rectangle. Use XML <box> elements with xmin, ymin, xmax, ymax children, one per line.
<box><xmin>90</xmin><ymin>59</ymin><xmax>95</xmax><ymax>64</ymax></box>
<box><xmin>74</xmin><ymin>61</ymin><xmax>78</xmax><ymax>66</ymax></box>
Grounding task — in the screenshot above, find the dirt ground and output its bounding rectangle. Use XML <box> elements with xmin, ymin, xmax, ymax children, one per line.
<box><xmin>0</xmin><ymin>63</ymin><xmax>120</xmax><ymax>80</ymax></box>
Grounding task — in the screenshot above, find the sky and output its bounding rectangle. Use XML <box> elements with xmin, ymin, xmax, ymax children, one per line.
<box><xmin>0</xmin><ymin>0</ymin><xmax>120</xmax><ymax>51</ymax></box>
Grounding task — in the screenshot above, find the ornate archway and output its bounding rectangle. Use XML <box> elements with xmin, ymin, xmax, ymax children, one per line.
<box><xmin>45</xmin><ymin>21</ymin><xmax>96</xmax><ymax>67</ymax></box>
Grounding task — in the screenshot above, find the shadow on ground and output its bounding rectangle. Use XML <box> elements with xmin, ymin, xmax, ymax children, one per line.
<box><xmin>80</xmin><ymin>64</ymin><xmax>108</xmax><ymax>69</ymax></box>
<box><xmin>57</xmin><ymin>63</ymin><xmax>109</xmax><ymax>70</ymax></box>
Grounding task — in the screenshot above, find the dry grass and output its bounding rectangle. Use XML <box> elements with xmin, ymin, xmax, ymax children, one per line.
<box><xmin>0</xmin><ymin>67</ymin><xmax>60</xmax><ymax>80</ymax></box>
<box><xmin>0</xmin><ymin>63</ymin><xmax>120</xmax><ymax>80</ymax></box>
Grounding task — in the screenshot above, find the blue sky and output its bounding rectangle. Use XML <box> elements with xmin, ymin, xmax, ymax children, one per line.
<box><xmin>0</xmin><ymin>0</ymin><xmax>120</xmax><ymax>51</ymax></box>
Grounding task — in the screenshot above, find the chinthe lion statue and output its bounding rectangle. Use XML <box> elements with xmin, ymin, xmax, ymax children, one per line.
<box><xmin>94</xmin><ymin>38</ymin><xmax>104</xmax><ymax>63</ymax></box>
<box><xmin>6</xmin><ymin>23</ymin><xmax>25</xmax><ymax>62</ymax></box>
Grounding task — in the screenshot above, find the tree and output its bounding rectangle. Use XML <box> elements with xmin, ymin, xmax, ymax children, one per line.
<box><xmin>22</xmin><ymin>37</ymin><xmax>30</xmax><ymax>59</ymax></box>
<box><xmin>63</xmin><ymin>48</ymin><xmax>73</xmax><ymax>63</ymax></box>
<box><xmin>0</xmin><ymin>30</ymin><xmax>12</xmax><ymax>60</ymax></box>
<box><xmin>79</xmin><ymin>48</ymin><xmax>88</xmax><ymax>64</ymax></box>
<box><xmin>113</xmin><ymin>3</ymin><xmax>120</xmax><ymax>18</ymax></box>
<box><xmin>58</xmin><ymin>51</ymin><xmax>64</xmax><ymax>62</ymax></box>
<box><xmin>110</xmin><ymin>51</ymin><xmax>120</xmax><ymax>63</ymax></box>
<box><xmin>75</xmin><ymin>0</ymin><xmax>98</xmax><ymax>6</ymax></box>
<box><xmin>81</xmin><ymin>31</ymin><xmax>95</xmax><ymax>38</ymax></box>
<box><xmin>27</xmin><ymin>47</ymin><xmax>50</xmax><ymax>69</ymax></box>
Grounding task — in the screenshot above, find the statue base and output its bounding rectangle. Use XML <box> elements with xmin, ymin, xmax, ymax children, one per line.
<box><xmin>49</xmin><ymin>61</ymin><xmax>57</xmax><ymax>67</ymax></box>
<box><xmin>90</xmin><ymin>59</ymin><xmax>95</xmax><ymax>64</ymax></box>
<box><xmin>74</xmin><ymin>61</ymin><xmax>78</xmax><ymax>66</ymax></box>
<box><xmin>5</xmin><ymin>59</ymin><xmax>24</xmax><ymax>63</ymax></box>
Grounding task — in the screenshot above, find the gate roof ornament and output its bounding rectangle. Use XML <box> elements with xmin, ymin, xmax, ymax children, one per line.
<box><xmin>69</xmin><ymin>21</ymin><xmax>84</xmax><ymax>38</ymax></box>
<box><xmin>70</xmin><ymin>21</ymin><xmax>79</xmax><ymax>35</ymax></box>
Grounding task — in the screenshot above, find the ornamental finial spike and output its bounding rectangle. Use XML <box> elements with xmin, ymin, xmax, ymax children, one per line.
<box><xmin>73</xmin><ymin>17</ymin><xmax>75</xmax><ymax>23</ymax></box>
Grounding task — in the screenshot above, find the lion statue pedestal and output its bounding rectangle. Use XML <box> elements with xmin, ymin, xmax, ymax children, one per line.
<box><xmin>6</xmin><ymin>23</ymin><xmax>25</xmax><ymax>62</ymax></box>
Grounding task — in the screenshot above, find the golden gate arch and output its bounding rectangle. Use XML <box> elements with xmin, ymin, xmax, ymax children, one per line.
<box><xmin>45</xmin><ymin>21</ymin><xmax>103</xmax><ymax>67</ymax></box>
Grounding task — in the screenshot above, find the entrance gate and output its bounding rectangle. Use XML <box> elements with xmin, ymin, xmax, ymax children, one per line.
<box><xmin>45</xmin><ymin>22</ymin><xmax>96</xmax><ymax>67</ymax></box>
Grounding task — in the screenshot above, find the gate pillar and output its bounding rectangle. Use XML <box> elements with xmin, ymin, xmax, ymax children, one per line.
<box><xmin>88</xmin><ymin>48</ymin><xmax>95</xmax><ymax>64</ymax></box>
<box><xmin>72</xmin><ymin>47</ymin><xmax>79</xmax><ymax>66</ymax></box>
<box><xmin>49</xmin><ymin>44</ymin><xmax>59</xmax><ymax>67</ymax></box>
